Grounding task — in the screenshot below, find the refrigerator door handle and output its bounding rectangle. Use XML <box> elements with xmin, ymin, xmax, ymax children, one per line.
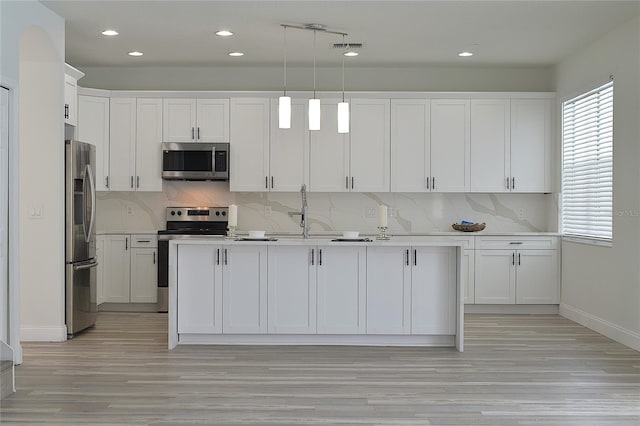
<box><xmin>84</xmin><ymin>164</ymin><xmax>97</xmax><ymax>243</ymax></box>
<box><xmin>73</xmin><ymin>260</ymin><xmax>98</xmax><ymax>271</ymax></box>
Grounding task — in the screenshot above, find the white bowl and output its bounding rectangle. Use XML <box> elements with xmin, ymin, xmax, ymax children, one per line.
<box><xmin>342</xmin><ymin>231</ymin><xmax>360</xmax><ymax>239</ymax></box>
<box><xmin>248</xmin><ymin>230</ymin><xmax>266</xmax><ymax>238</ymax></box>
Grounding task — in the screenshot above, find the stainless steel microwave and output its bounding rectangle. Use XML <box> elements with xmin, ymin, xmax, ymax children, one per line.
<box><xmin>162</xmin><ymin>142</ymin><xmax>229</xmax><ymax>181</ymax></box>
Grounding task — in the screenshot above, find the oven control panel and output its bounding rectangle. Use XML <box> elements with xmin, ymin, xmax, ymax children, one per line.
<box><xmin>165</xmin><ymin>207</ymin><xmax>228</xmax><ymax>222</ymax></box>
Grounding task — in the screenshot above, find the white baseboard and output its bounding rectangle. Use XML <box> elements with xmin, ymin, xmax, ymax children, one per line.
<box><xmin>20</xmin><ymin>325</ymin><xmax>67</xmax><ymax>342</ymax></box>
<box><xmin>465</xmin><ymin>304</ymin><xmax>559</xmax><ymax>314</ymax></box>
<box><xmin>560</xmin><ymin>303</ymin><xmax>640</xmax><ymax>352</ymax></box>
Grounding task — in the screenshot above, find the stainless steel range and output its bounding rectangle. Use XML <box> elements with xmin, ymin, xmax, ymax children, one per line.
<box><xmin>156</xmin><ymin>207</ymin><xmax>228</xmax><ymax>312</ymax></box>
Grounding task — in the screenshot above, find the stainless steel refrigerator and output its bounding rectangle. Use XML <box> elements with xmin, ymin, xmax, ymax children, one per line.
<box><xmin>65</xmin><ymin>140</ymin><xmax>97</xmax><ymax>336</ymax></box>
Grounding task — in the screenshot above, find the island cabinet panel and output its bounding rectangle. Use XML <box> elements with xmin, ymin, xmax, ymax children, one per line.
<box><xmin>316</xmin><ymin>246</ymin><xmax>366</xmax><ymax>334</ymax></box>
<box><xmin>222</xmin><ymin>245</ymin><xmax>268</xmax><ymax>333</ymax></box>
<box><xmin>411</xmin><ymin>247</ymin><xmax>457</xmax><ymax>335</ymax></box>
<box><xmin>366</xmin><ymin>246</ymin><xmax>411</xmax><ymax>334</ymax></box>
<box><xmin>177</xmin><ymin>244</ymin><xmax>222</xmax><ymax>334</ymax></box>
<box><xmin>267</xmin><ymin>246</ymin><xmax>317</xmax><ymax>334</ymax></box>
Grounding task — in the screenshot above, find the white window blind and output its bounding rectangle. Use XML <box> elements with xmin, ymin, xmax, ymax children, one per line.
<box><xmin>562</xmin><ymin>80</ymin><xmax>613</xmax><ymax>241</ymax></box>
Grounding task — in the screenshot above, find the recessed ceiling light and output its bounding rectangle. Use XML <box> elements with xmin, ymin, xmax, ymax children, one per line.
<box><xmin>216</xmin><ymin>30</ymin><xmax>234</xmax><ymax>37</ymax></box>
<box><xmin>128</xmin><ymin>51</ymin><xmax>143</xmax><ymax>57</ymax></box>
<box><xmin>458</xmin><ymin>51</ymin><xmax>473</xmax><ymax>57</ymax></box>
<box><xmin>228</xmin><ymin>52</ymin><xmax>244</xmax><ymax>57</ymax></box>
<box><xmin>344</xmin><ymin>51</ymin><xmax>359</xmax><ymax>57</ymax></box>
<box><xmin>101</xmin><ymin>29</ymin><xmax>119</xmax><ymax>36</ymax></box>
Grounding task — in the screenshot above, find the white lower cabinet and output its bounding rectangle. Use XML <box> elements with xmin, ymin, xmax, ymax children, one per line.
<box><xmin>267</xmin><ymin>246</ymin><xmax>316</xmax><ymax>333</ymax></box>
<box><xmin>177</xmin><ymin>244</ymin><xmax>222</xmax><ymax>334</ymax></box>
<box><xmin>316</xmin><ymin>246</ymin><xmax>367</xmax><ymax>334</ymax></box>
<box><xmin>474</xmin><ymin>237</ymin><xmax>559</xmax><ymax>304</ymax></box>
<box><xmin>222</xmin><ymin>245</ymin><xmax>268</xmax><ymax>333</ymax></box>
<box><xmin>102</xmin><ymin>234</ymin><xmax>157</xmax><ymax>305</ymax></box>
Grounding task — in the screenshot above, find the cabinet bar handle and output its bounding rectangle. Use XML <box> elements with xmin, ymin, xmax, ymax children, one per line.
<box><xmin>105</xmin><ymin>176</ymin><xmax>109</xmax><ymax>189</ymax></box>
<box><xmin>191</xmin><ymin>127</ymin><xmax>195</xmax><ymax>140</ymax></box>
<box><xmin>125</xmin><ymin>237</ymin><xmax>128</xmax><ymax>251</ymax></box>
<box><xmin>265</xmin><ymin>176</ymin><xmax>268</xmax><ymax>189</ymax></box>
<box><xmin>197</xmin><ymin>127</ymin><xmax>200</xmax><ymax>140</ymax></box>
<box><xmin>64</xmin><ymin>104</ymin><xmax>69</xmax><ymax>119</ymax></box>
<box><xmin>319</xmin><ymin>249</ymin><xmax>323</xmax><ymax>266</ymax></box>
<box><xmin>405</xmin><ymin>249</ymin><xmax>409</xmax><ymax>266</ymax></box>
<box><xmin>432</xmin><ymin>177</ymin><xmax>435</xmax><ymax>190</ymax></box>
<box><xmin>224</xmin><ymin>249</ymin><xmax>228</xmax><ymax>265</ymax></box>
<box><xmin>216</xmin><ymin>248</ymin><xmax>220</xmax><ymax>265</ymax></box>
<box><xmin>130</xmin><ymin>176</ymin><xmax>134</xmax><ymax>188</ymax></box>
<box><xmin>136</xmin><ymin>176</ymin><xmax>140</xmax><ymax>188</ymax></box>
<box><xmin>271</xmin><ymin>176</ymin><xmax>274</xmax><ymax>189</ymax></box>
<box><xmin>512</xmin><ymin>253</ymin><xmax>515</xmax><ymax>265</ymax></box>
<box><xmin>311</xmin><ymin>248</ymin><xmax>315</xmax><ymax>265</ymax></box>
<box><xmin>518</xmin><ymin>253</ymin><xmax>521</xmax><ymax>266</ymax></box>
<box><xmin>414</xmin><ymin>249</ymin><xmax>417</xmax><ymax>266</ymax></box>
<box><xmin>512</xmin><ymin>177</ymin><xmax>515</xmax><ymax>190</ymax></box>
<box><xmin>137</xmin><ymin>240</ymin><xmax>150</xmax><ymax>243</ymax></box>
<box><xmin>506</xmin><ymin>177</ymin><xmax>510</xmax><ymax>190</ymax></box>
<box><xmin>346</xmin><ymin>176</ymin><xmax>349</xmax><ymax>189</ymax></box>
<box><xmin>153</xmin><ymin>251</ymin><xmax>156</xmax><ymax>265</ymax></box>
<box><xmin>351</xmin><ymin>177</ymin><xmax>354</xmax><ymax>189</ymax></box>
<box><xmin>509</xmin><ymin>242</ymin><xmax>523</xmax><ymax>245</ymax></box>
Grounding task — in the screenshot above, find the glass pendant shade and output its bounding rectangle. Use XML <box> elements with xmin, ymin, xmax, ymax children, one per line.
<box><xmin>309</xmin><ymin>98</ymin><xmax>321</xmax><ymax>131</ymax></box>
<box><xmin>278</xmin><ymin>96</ymin><xmax>291</xmax><ymax>129</ymax></box>
<box><xmin>338</xmin><ymin>101</ymin><xmax>349</xmax><ymax>133</ymax></box>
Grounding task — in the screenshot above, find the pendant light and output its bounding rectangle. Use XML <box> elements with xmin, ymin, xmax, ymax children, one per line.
<box><xmin>278</xmin><ymin>26</ymin><xmax>291</xmax><ymax>129</ymax></box>
<box><xmin>337</xmin><ymin>34</ymin><xmax>350</xmax><ymax>134</ymax></box>
<box><xmin>308</xmin><ymin>29</ymin><xmax>321</xmax><ymax>131</ymax></box>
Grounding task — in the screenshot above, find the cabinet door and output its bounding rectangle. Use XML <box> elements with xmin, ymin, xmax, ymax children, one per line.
<box><xmin>196</xmin><ymin>99</ymin><xmax>229</xmax><ymax>142</ymax></box>
<box><xmin>411</xmin><ymin>247</ymin><xmax>457</xmax><ymax>335</ymax></box>
<box><xmin>316</xmin><ymin>245</ymin><xmax>366</xmax><ymax>334</ymax></box>
<box><xmin>510</xmin><ymin>99</ymin><xmax>552</xmax><ymax>192</ymax></box>
<box><xmin>130</xmin><ymin>248</ymin><xmax>158</xmax><ymax>303</ymax></box>
<box><xmin>163</xmin><ymin>99</ymin><xmax>196</xmax><ymax>142</ymax></box>
<box><xmin>430</xmin><ymin>99</ymin><xmax>470</xmax><ymax>192</ymax></box>
<box><xmin>516</xmin><ymin>249</ymin><xmax>559</xmax><ymax>304</ymax></box>
<box><xmin>470</xmin><ymin>99</ymin><xmax>510</xmax><ymax>192</ymax></box>
<box><xmin>269</xmin><ymin>99</ymin><xmax>309</xmax><ymax>191</ymax></box>
<box><xmin>366</xmin><ymin>246</ymin><xmax>410</xmax><ymax>334</ymax></box>
<box><xmin>96</xmin><ymin>235</ymin><xmax>105</xmax><ymax>305</ymax></box>
<box><xmin>177</xmin><ymin>244</ymin><xmax>222</xmax><ymax>334</ymax></box>
<box><xmin>350</xmin><ymin>99</ymin><xmax>390</xmax><ymax>192</ymax></box>
<box><xmin>267</xmin><ymin>246</ymin><xmax>316</xmax><ymax>333</ymax></box>
<box><xmin>229</xmin><ymin>98</ymin><xmax>270</xmax><ymax>192</ymax></box>
<box><xmin>222</xmin><ymin>245</ymin><xmax>267</xmax><ymax>333</ymax></box>
<box><xmin>390</xmin><ymin>99</ymin><xmax>430</xmax><ymax>192</ymax></box>
<box><xmin>135</xmin><ymin>98</ymin><xmax>163</xmax><ymax>191</ymax></box>
<box><xmin>474</xmin><ymin>249</ymin><xmax>516</xmax><ymax>304</ymax></box>
<box><xmin>102</xmin><ymin>235</ymin><xmax>131</xmax><ymax>303</ymax></box>
<box><xmin>109</xmin><ymin>98</ymin><xmax>136</xmax><ymax>191</ymax></box>
<box><xmin>78</xmin><ymin>95</ymin><xmax>110</xmax><ymax>191</ymax></box>
<box><xmin>64</xmin><ymin>74</ymin><xmax>78</xmax><ymax>126</ymax></box>
<box><xmin>308</xmin><ymin>101</ymin><xmax>349</xmax><ymax>192</ymax></box>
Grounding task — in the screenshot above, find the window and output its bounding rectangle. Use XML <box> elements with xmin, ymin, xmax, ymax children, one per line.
<box><xmin>562</xmin><ymin>80</ymin><xmax>613</xmax><ymax>243</ymax></box>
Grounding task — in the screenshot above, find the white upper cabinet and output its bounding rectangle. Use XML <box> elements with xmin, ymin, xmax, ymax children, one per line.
<box><xmin>163</xmin><ymin>98</ymin><xmax>229</xmax><ymax>142</ymax></box>
<box><xmin>510</xmin><ymin>99</ymin><xmax>552</xmax><ymax>192</ymax></box>
<box><xmin>109</xmin><ymin>98</ymin><xmax>137</xmax><ymax>191</ymax></box>
<box><xmin>135</xmin><ymin>98</ymin><xmax>163</xmax><ymax>191</ymax></box>
<box><xmin>77</xmin><ymin>95</ymin><xmax>110</xmax><ymax>191</ymax></box>
<box><xmin>64</xmin><ymin>74</ymin><xmax>78</xmax><ymax>126</ymax></box>
<box><xmin>430</xmin><ymin>99</ymin><xmax>470</xmax><ymax>192</ymax></box>
<box><xmin>391</xmin><ymin>99</ymin><xmax>430</xmax><ymax>192</ymax></box>
<box><xmin>308</xmin><ymin>100</ymin><xmax>349</xmax><ymax>192</ymax></box>
<box><xmin>229</xmin><ymin>98</ymin><xmax>270</xmax><ymax>192</ymax></box>
<box><xmin>349</xmin><ymin>99</ymin><xmax>391</xmax><ymax>192</ymax></box>
<box><xmin>269</xmin><ymin>98</ymin><xmax>309</xmax><ymax>192</ymax></box>
<box><xmin>470</xmin><ymin>99</ymin><xmax>511</xmax><ymax>192</ymax></box>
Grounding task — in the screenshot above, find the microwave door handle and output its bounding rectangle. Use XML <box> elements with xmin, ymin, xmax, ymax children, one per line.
<box><xmin>85</xmin><ymin>164</ymin><xmax>96</xmax><ymax>242</ymax></box>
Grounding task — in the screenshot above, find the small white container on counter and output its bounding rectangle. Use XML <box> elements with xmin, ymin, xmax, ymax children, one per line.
<box><xmin>248</xmin><ymin>230</ymin><xmax>266</xmax><ymax>238</ymax></box>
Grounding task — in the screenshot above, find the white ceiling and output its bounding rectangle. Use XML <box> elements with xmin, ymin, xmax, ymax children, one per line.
<box><xmin>42</xmin><ymin>0</ymin><xmax>640</xmax><ymax>68</ymax></box>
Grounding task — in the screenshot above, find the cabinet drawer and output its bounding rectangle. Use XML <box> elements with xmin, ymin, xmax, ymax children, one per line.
<box><xmin>476</xmin><ymin>236</ymin><xmax>557</xmax><ymax>250</ymax></box>
<box><xmin>131</xmin><ymin>234</ymin><xmax>158</xmax><ymax>248</ymax></box>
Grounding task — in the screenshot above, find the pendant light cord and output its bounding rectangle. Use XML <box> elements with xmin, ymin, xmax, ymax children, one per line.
<box><xmin>342</xmin><ymin>35</ymin><xmax>346</xmax><ymax>102</ymax></box>
<box><xmin>283</xmin><ymin>26</ymin><xmax>287</xmax><ymax>96</ymax></box>
<box><xmin>313</xmin><ymin>29</ymin><xmax>317</xmax><ymax>98</ymax></box>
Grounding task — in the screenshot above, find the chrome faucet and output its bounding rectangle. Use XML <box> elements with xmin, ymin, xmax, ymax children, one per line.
<box><xmin>288</xmin><ymin>184</ymin><xmax>309</xmax><ymax>238</ymax></box>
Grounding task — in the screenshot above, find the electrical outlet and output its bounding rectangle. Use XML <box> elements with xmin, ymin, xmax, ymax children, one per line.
<box><xmin>264</xmin><ymin>206</ymin><xmax>272</xmax><ymax>217</ymax></box>
<box><xmin>126</xmin><ymin>206</ymin><xmax>134</xmax><ymax>216</ymax></box>
<box><xmin>366</xmin><ymin>208</ymin><xmax>376</xmax><ymax>218</ymax></box>
<box><xmin>28</xmin><ymin>205</ymin><xmax>45</xmax><ymax>219</ymax></box>
<box><xmin>517</xmin><ymin>208</ymin><xmax>525</xmax><ymax>220</ymax></box>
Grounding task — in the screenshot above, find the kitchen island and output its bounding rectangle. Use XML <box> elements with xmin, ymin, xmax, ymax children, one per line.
<box><xmin>168</xmin><ymin>237</ymin><xmax>466</xmax><ymax>351</ymax></box>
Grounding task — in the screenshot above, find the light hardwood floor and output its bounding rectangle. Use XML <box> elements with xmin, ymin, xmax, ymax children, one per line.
<box><xmin>1</xmin><ymin>313</ymin><xmax>638</xmax><ymax>425</ymax></box>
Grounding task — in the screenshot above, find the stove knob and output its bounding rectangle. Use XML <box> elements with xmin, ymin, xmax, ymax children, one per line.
<box><xmin>177</xmin><ymin>211</ymin><xmax>182</xmax><ymax>216</ymax></box>
<box><xmin>221</xmin><ymin>211</ymin><xmax>227</xmax><ymax>216</ymax></box>
<box><xmin>170</xmin><ymin>211</ymin><xmax>176</xmax><ymax>216</ymax></box>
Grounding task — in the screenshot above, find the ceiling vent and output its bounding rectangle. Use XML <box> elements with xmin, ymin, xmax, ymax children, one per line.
<box><xmin>332</xmin><ymin>43</ymin><xmax>363</xmax><ymax>49</ymax></box>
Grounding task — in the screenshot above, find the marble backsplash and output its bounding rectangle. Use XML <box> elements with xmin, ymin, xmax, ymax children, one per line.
<box><xmin>96</xmin><ymin>181</ymin><xmax>558</xmax><ymax>234</ymax></box>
